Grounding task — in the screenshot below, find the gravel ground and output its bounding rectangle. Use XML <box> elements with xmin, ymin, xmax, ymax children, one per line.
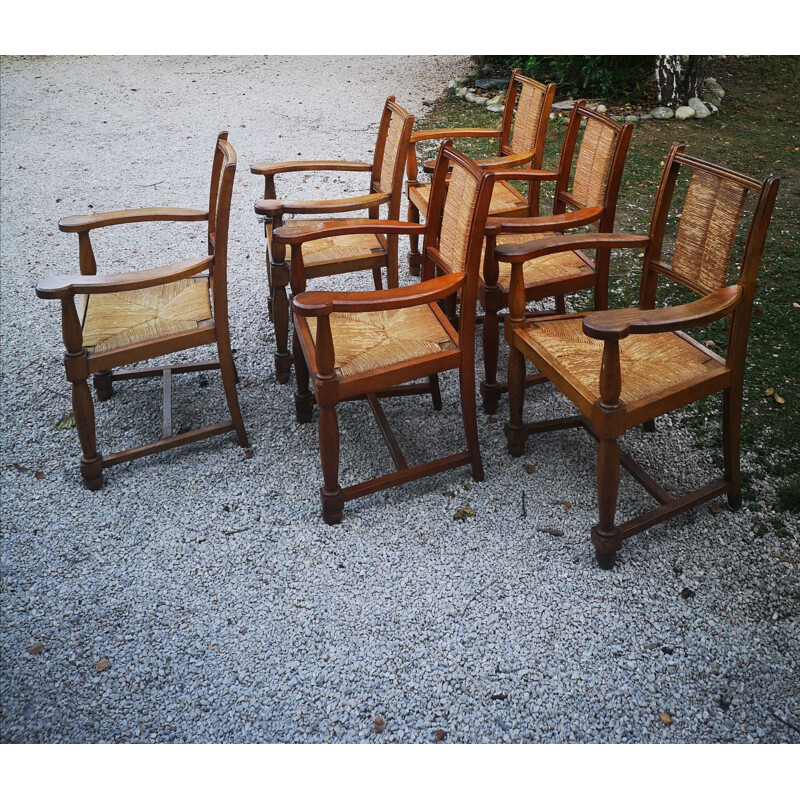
<box><xmin>1</xmin><ymin>55</ymin><xmax>798</xmax><ymax>744</ymax></box>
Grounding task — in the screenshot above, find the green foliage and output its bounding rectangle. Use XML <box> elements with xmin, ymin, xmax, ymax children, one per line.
<box><xmin>483</xmin><ymin>55</ymin><xmax>655</xmax><ymax>100</ymax></box>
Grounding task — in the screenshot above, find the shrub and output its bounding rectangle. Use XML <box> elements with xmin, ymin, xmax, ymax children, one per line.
<box><xmin>482</xmin><ymin>55</ymin><xmax>655</xmax><ymax>100</ymax></box>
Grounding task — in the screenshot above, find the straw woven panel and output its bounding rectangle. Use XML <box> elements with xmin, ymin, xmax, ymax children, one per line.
<box><xmin>572</xmin><ymin>120</ymin><xmax>616</xmax><ymax>209</ymax></box>
<box><xmin>519</xmin><ymin>317</ymin><xmax>725</xmax><ymax>406</ymax></box>
<box><xmin>282</xmin><ymin>220</ymin><xmax>386</xmax><ymax>266</ymax></box>
<box><xmin>510</xmin><ymin>83</ymin><xmax>545</xmax><ymax>155</ymax></box>
<box><xmin>307</xmin><ymin>304</ymin><xmax>456</xmax><ymax>378</ymax></box>
<box><xmin>439</xmin><ymin>164</ymin><xmax>480</xmax><ymax>273</ymax></box>
<box><xmin>378</xmin><ymin>112</ymin><xmax>404</xmax><ymax>194</ymax></box>
<box><xmin>409</xmin><ymin>181</ymin><xmax>526</xmax><ymax>219</ymax></box>
<box><xmin>671</xmin><ymin>170</ymin><xmax>747</xmax><ymax>294</ymax></box>
<box><xmin>81</xmin><ymin>277</ymin><xmax>212</xmax><ymax>354</ymax></box>
<box><xmin>483</xmin><ymin>232</ymin><xmax>591</xmax><ymax>291</ymax></box>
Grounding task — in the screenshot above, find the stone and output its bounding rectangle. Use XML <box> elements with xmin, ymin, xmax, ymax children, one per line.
<box><xmin>625</xmin><ymin>115</ymin><xmax>638</xmax><ymax>123</ymax></box>
<box><xmin>611</xmin><ymin>115</ymin><xmax>625</xmax><ymax>121</ymax></box>
<box><xmin>475</xmin><ymin>78</ymin><xmax>507</xmax><ymax>90</ymax></box>
<box><xmin>688</xmin><ymin>97</ymin><xmax>711</xmax><ymax>118</ymax></box>
<box><xmin>464</xmin><ymin>92</ymin><xmax>478</xmax><ymax>103</ymax></box>
<box><xmin>639</xmin><ymin>113</ymin><xmax>652</xmax><ymax>121</ymax></box>
<box><xmin>473</xmin><ymin>95</ymin><xmax>488</xmax><ymax>106</ymax></box>
<box><xmin>703</xmin><ymin>89</ymin><xmax>724</xmax><ymax>105</ymax></box>
<box><xmin>675</xmin><ymin>106</ymin><xmax>696</xmax><ymax>120</ymax></box>
<box><xmin>552</xmin><ymin>100</ymin><xmax>577</xmax><ymax>111</ymax></box>
<box><xmin>456</xmin><ymin>87</ymin><xmax>468</xmax><ymax>98</ymax></box>
<box><xmin>596</xmin><ymin>104</ymin><xmax>607</xmax><ymax>114</ymax></box>
<box><xmin>486</xmin><ymin>103</ymin><xmax>504</xmax><ymax>113</ymax></box>
<box><xmin>651</xmin><ymin>106</ymin><xmax>674</xmax><ymax>120</ymax></box>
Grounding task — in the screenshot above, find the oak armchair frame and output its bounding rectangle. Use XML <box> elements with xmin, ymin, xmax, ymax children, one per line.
<box><xmin>36</xmin><ymin>133</ymin><xmax>249</xmax><ymax>489</ymax></box>
<box><xmin>252</xmin><ymin>97</ymin><xmax>415</xmax><ymax>383</ymax></box>
<box><xmin>405</xmin><ymin>71</ymin><xmax>556</xmax><ymax>276</ymax></box>
<box><xmin>273</xmin><ymin>143</ymin><xmax>496</xmax><ymax>523</ymax></box>
<box><xmin>499</xmin><ymin>144</ymin><xmax>780</xmax><ymax>568</ymax></box>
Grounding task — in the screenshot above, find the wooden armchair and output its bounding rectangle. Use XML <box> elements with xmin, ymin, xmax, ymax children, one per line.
<box><xmin>252</xmin><ymin>97</ymin><xmax>415</xmax><ymax>383</ymax></box>
<box><xmin>405</xmin><ymin>71</ymin><xmax>556</xmax><ymax>276</ymax></box>
<box><xmin>479</xmin><ymin>102</ymin><xmax>634</xmax><ymax>413</ymax></box>
<box><xmin>35</xmin><ymin>132</ymin><xmax>249</xmax><ymax>489</ymax></box>
<box><xmin>272</xmin><ymin>143</ymin><xmax>496</xmax><ymax>523</ymax></box>
<box><xmin>499</xmin><ymin>144</ymin><xmax>779</xmax><ymax>568</ymax></box>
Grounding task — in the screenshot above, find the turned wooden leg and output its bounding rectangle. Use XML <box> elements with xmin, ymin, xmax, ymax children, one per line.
<box><xmin>294</xmin><ymin>327</ymin><xmax>314</xmax><ymax>423</ymax></box>
<box><xmin>217</xmin><ymin>326</ymin><xmax>249</xmax><ymax>448</ymax></box>
<box><xmin>70</xmin><ymin>368</ymin><xmax>103</xmax><ymax>490</ymax></box>
<box><xmin>591</xmin><ymin>436</ymin><xmax>622</xmax><ymax>569</ymax></box>
<box><xmin>93</xmin><ymin>370</ymin><xmax>114</xmax><ymax>401</ymax></box>
<box><xmin>407</xmin><ymin>201</ymin><xmax>421</xmax><ymax>278</ymax></box>
<box><xmin>555</xmin><ymin>294</ymin><xmax>566</xmax><ymax>315</ymax></box>
<box><xmin>371</xmin><ymin>268</ymin><xmax>383</xmax><ymax>291</ymax></box>
<box><xmin>723</xmin><ymin>386</ymin><xmax>742</xmax><ymax>510</ymax></box>
<box><xmin>318</xmin><ymin>404</ymin><xmax>345</xmax><ymax>524</ymax></box>
<box><xmin>504</xmin><ymin>345</ymin><xmax>527</xmax><ymax>457</ymax></box>
<box><xmin>480</xmin><ymin>307</ymin><xmax>501</xmax><ymax>415</ymax></box>
<box><xmin>271</xmin><ymin>266</ymin><xmax>292</xmax><ymax>384</ymax></box>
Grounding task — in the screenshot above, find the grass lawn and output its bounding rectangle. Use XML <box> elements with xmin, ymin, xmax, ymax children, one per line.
<box><xmin>416</xmin><ymin>56</ymin><xmax>800</xmax><ymax>532</ymax></box>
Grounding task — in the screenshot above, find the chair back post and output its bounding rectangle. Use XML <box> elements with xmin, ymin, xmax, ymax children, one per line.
<box><xmin>726</xmin><ymin>173</ymin><xmax>780</xmax><ymax>380</ymax></box>
<box><xmin>638</xmin><ymin>143</ymin><xmax>686</xmax><ymax>309</ymax></box>
<box><xmin>497</xmin><ymin>69</ymin><xmax>521</xmax><ymax>156</ymax></box>
<box><xmin>208</xmin><ymin>131</ymin><xmax>228</xmax><ymax>253</ymax></box>
<box><xmin>208</xmin><ymin>135</ymin><xmax>236</xmax><ymax>321</ymax></box>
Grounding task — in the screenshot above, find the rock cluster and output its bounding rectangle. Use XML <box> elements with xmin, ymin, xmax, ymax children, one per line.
<box><xmin>449</xmin><ymin>74</ymin><xmax>726</xmax><ymax>124</ymax></box>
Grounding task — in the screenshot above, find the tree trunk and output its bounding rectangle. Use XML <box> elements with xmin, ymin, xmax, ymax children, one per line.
<box><xmin>655</xmin><ymin>55</ymin><xmax>683</xmax><ymax>106</ymax></box>
<box><xmin>684</xmin><ymin>55</ymin><xmax>710</xmax><ymax>98</ymax></box>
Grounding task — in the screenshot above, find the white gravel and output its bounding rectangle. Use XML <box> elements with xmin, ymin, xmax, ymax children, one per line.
<box><xmin>1</xmin><ymin>55</ymin><xmax>798</xmax><ymax>744</ymax></box>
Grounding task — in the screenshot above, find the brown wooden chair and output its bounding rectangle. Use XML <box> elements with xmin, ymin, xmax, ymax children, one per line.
<box><xmin>35</xmin><ymin>132</ymin><xmax>249</xmax><ymax>489</ymax></box>
<box><xmin>405</xmin><ymin>71</ymin><xmax>556</xmax><ymax>276</ymax></box>
<box><xmin>499</xmin><ymin>144</ymin><xmax>779</xmax><ymax>568</ymax></box>
<box><xmin>272</xmin><ymin>142</ymin><xmax>496</xmax><ymax>524</ymax></box>
<box><xmin>252</xmin><ymin>97</ymin><xmax>415</xmax><ymax>384</ymax></box>
<box><xmin>479</xmin><ymin>102</ymin><xmax>634</xmax><ymax>413</ymax></box>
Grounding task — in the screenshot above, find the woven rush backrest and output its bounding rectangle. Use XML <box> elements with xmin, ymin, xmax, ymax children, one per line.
<box><xmin>571</xmin><ymin>118</ymin><xmax>618</xmax><ymax>209</ymax></box>
<box><xmin>510</xmin><ymin>80</ymin><xmax>547</xmax><ymax>155</ymax></box>
<box><xmin>378</xmin><ymin>111</ymin><xmax>404</xmax><ymax>192</ymax></box>
<box><xmin>438</xmin><ymin>163</ymin><xmax>481</xmax><ymax>274</ymax></box>
<box><xmin>669</xmin><ymin>167</ymin><xmax>748</xmax><ymax>294</ymax></box>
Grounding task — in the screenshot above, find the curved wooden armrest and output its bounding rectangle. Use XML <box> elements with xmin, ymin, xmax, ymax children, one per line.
<box><xmin>36</xmin><ymin>256</ymin><xmax>213</xmax><ymax>300</ymax></box>
<box><xmin>250</xmin><ymin>160</ymin><xmax>372</xmax><ymax>176</ymax></box>
<box><xmin>486</xmin><ymin>169</ymin><xmax>561</xmax><ymax>184</ymax></box>
<box><xmin>59</xmin><ymin>208</ymin><xmax>208</xmax><ymax>233</ymax></box>
<box><xmin>293</xmin><ymin>273</ymin><xmax>464</xmax><ymax>317</ymax></box>
<box><xmin>583</xmin><ymin>285</ymin><xmax>743</xmax><ymax>341</ymax></box>
<box><xmin>475</xmin><ymin>152</ymin><xmax>535</xmax><ymax>170</ymax></box>
<box><xmin>410</xmin><ymin>127</ymin><xmax>501</xmax><ymax>144</ymax></box>
<box><xmin>255</xmin><ymin>192</ymin><xmax>390</xmax><ymax>218</ymax></box>
<box><xmin>273</xmin><ymin>219</ymin><xmax>426</xmax><ymax>247</ymax></box>
<box><xmin>495</xmin><ymin>233</ymin><xmax>651</xmax><ymax>264</ymax></box>
<box><xmin>485</xmin><ymin>207</ymin><xmax>605</xmax><ymax>236</ymax></box>
<box><xmin>422</xmin><ymin>150</ymin><xmax>535</xmax><ymax>175</ymax></box>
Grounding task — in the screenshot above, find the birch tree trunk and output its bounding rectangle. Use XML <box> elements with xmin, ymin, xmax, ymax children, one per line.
<box><xmin>684</xmin><ymin>55</ymin><xmax>711</xmax><ymax>98</ymax></box>
<box><xmin>656</xmin><ymin>55</ymin><xmax>683</xmax><ymax>106</ymax></box>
